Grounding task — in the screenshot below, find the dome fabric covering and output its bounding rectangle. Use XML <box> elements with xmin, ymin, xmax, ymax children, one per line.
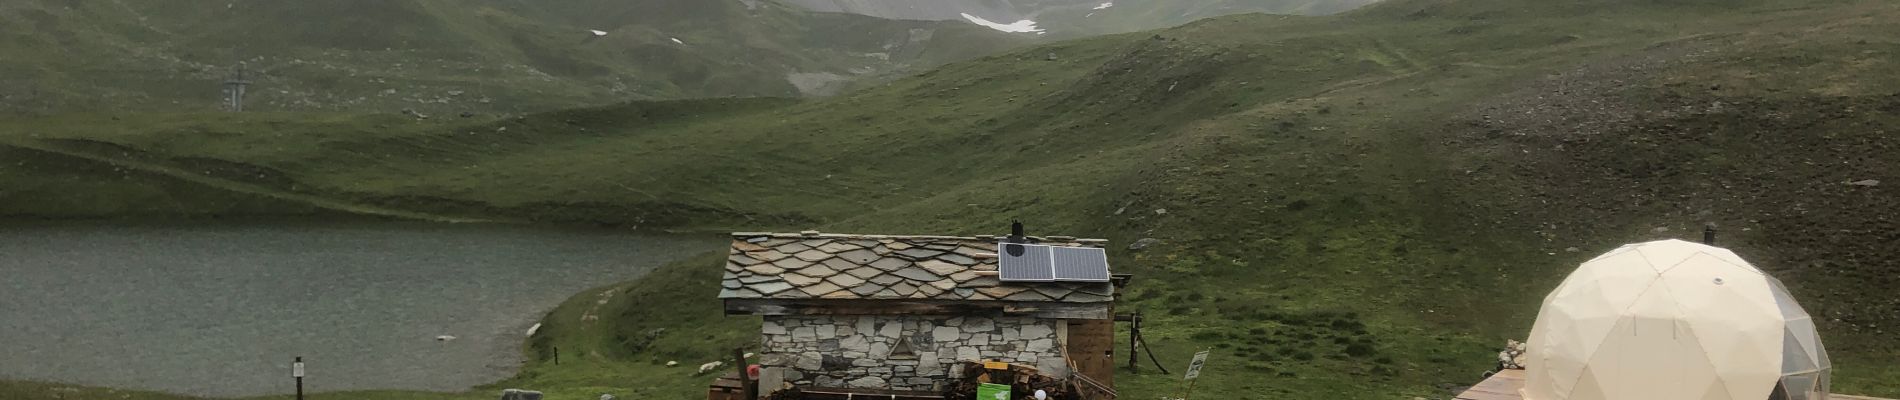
<box><xmin>1523</xmin><ymin>239</ymin><xmax>1830</xmax><ymax>400</ymax></box>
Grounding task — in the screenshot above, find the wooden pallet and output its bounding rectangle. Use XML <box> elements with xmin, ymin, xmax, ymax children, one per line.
<box><xmin>1454</xmin><ymin>369</ymin><xmax>1896</xmax><ymax>400</ymax></box>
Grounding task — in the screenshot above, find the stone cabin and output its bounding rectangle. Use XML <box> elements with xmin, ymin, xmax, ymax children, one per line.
<box><xmin>718</xmin><ymin>230</ymin><xmax>1120</xmax><ymax>393</ymax></box>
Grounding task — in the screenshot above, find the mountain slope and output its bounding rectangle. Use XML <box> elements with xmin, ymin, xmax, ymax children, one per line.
<box><xmin>0</xmin><ymin>0</ymin><xmax>1024</xmax><ymax>114</ymax></box>
<box><xmin>3</xmin><ymin>0</ymin><xmax>1899</xmax><ymax>398</ymax></box>
<box><xmin>781</xmin><ymin>0</ymin><xmax>1380</xmax><ymax>36</ymax></box>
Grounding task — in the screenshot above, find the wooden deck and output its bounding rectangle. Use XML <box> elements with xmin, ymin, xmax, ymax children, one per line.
<box><xmin>1454</xmin><ymin>370</ymin><xmax>1526</xmax><ymax>400</ymax></box>
<box><xmin>1453</xmin><ymin>369</ymin><xmax>1894</xmax><ymax>400</ymax></box>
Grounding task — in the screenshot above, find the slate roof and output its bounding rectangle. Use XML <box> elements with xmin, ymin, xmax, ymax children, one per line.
<box><xmin>719</xmin><ymin>231</ymin><xmax>1115</xmax><ymax>303</ymax></box>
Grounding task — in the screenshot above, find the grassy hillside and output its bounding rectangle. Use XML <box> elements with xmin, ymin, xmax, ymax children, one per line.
<box><xmin>4</xmin><ymin>0</ymin><xmax>1899</xmax><ymax>398</ymax></box>
<box><xmin>1035</xmin><ymin>0</ymin><xmax>1383</xmax><ymax>37</ymax></box>
<box><xmin>0</xmin><ymin>0</ymin><xmax>1025</xmax><ymax>114</ymax></box>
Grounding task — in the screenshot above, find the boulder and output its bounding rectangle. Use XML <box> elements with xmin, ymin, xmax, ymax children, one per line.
<box><xmin>500</xmin><ymin>389</ymin><xmax>544</xmax><ymax>400</ymax></box>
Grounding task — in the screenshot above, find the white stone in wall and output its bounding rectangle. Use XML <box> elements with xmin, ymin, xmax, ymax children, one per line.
<box><xmin>852</xmin><ymin>358</ymin><xmax>880</xmax><ymax>367</ymax></box>
<box><xmin>841</xmin><ymin>335</ymin><xmax>870</xmax><ymax>352</ymax></box>
<box><xmin>1025</xmin><ymin>338</ymin><xmax>1053</xmax><ymax>353</ymax></box>
<box><xmin>1002</xmin><ymin>327</ymin><xmax>1019</xmax><ymax>341</ymax></box>
<box><xmin>1019</xmin><ymin>323</ymin><xmax>1053</xmax><ymax>339</ymax></box>
<box><xmin>969</xmin><ymin>334</ymin><xmax>990</xmax><ymax>346</ymax></box>
<box><xmin>797</xmin><ymin>351</ymin><xmax>823</xmax><ymax>370</ymax></box>
<box><xmin>1036</xmin><ymin>357</ymin><xmax>1068</xmax><ymax>377</ymax></box>
<box><xmin>848</xmin><ymin>375</ymin><xmax>887</xmax><ymax>389</ymax></box>
<box><xmin>869</xmin><ymin>341</ymin><xmax>892</xmax><ymax>359</ymax></box>
<box><xmin>763</xmin><ymin>320</ymin><xmax>788</xmax><ymax>335</ymax></box>
<box><xmin>956</xmin><ymin>346</ymin><xmax>981</xmax><ymax>361</ymax></box>
<box><xmin>792</xmin><ymin>326</ymin><xmax>817</xmax><ymax>341</ymax></box>
<box><xmin>965</xmin><ymin>317</ymin><xmax>994</xmax><ymax>332</ymax></box>
<box><xmin>878</xmin><ymin>322</ymin><xmax>902</xmax><ymax>338</ymax></box>
<box><xmin>855</xmin><ymin>317</ymin><xmax>876</xmax><ymax>336</ymax></box>
<box><xmin>916</xmin><ymin>352</ymin><xmax>941</xmax><ymax>375</ymax></box>
<box><xmin>816</xmin><ymin>323</ymin><xmax>837</xmax><ymax>338</ymax></box>
<box><xmin>933</xmin><ymin>326</ymin><xmax>960</xmax><ymax>343</ymax></box>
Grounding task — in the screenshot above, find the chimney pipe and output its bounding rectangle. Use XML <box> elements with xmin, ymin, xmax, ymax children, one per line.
<box><xmin>1702</xmin><ymin>224</ymin><xmax>1717</xmax><ymax>245</ymax></box>
<box><xmin>1008</xmin><ymin>221</ymin><xmax>1026</xmax><ymax>244</ymax></box>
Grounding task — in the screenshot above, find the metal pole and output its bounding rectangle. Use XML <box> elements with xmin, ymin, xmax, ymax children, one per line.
<box><xmin>1703</xmin><ymin>224</ymin><xmax>1717</xmax><ymax>245</ymax></box>
<box><xmin>1182</xmin><ymin>377</ymin><xmax>1200</xmax><ymax>400</ymax></box>
<box><xmin>293</xmin><ymin>356</ymin><xmax>304</xmax><ymax>400</ymax></box>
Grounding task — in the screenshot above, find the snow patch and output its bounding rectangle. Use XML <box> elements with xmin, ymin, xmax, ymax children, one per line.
<box><xmin>960</xmin><ymin>13</ymin><xmax>1043</xmax><ymax>34</ymax></box>
<box><xmin>1094</xmin><ymin>2</ymin><xmax>1114</xmax><ymax>10</ymax></box>
<box><xmin>589</xmin><ymin>30</ymin><xmax>608</xmax><ymax>37</ymax></box>
<box><xmin>671</xmin><ymin>37</ymin><xmax>685</xmax><ymax>45</ymax></box>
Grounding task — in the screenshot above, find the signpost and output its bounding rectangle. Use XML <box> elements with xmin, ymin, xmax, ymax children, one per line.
<box><xmin>1180</xmin><ymin>350</ymin><xmax>1210</xmax><ymax>400</ymax></box>
<box><xmin>292</xmin><ymin>356</ymin><xmax>305</xmax><ymax>400</ymax></box>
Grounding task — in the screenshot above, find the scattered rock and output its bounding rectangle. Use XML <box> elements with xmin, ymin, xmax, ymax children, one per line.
<box><xmin>1128</xmin><ymin>238</ymin><xmax>1161</xmax><ymax>251</ymax></box>
<box><xmin>435</xmin><ymin>335</ymin><xmax>456</xmax><ymax>341</ymax></box>
<box><xmin>1565</xmin><ymin>247</ymin><xmax>1581</xmax><ymax>253</ymax></box>
<box><xmin>1847</xmin><ymin>179</ymin><xmax>1879</xmax><ymax>187</ymax></box>
<box><xmin>1153</xmin><ymin>208</ymin><xmax>1168</xmax><ymax>215</ymax></box>
<box><xmin>698</xmin><ymin>361</ymin><xmax>724</xmax><ymax>374</ymax></box>
<box><xmin>1651</xmin><ymin>227</ymin><xmax>1669</xmax><ymax>233</ymax></box>
<box><xmin>665</xmin><ymin>361</ymin><xmax>679</xmax><ymax>367</ymax></box>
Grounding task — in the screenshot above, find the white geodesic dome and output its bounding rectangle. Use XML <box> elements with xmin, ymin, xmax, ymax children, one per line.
<box><xmin>1523</xmin><ymin>239</ymin><xmax>1830</xmax><ymax>400</ymax></box>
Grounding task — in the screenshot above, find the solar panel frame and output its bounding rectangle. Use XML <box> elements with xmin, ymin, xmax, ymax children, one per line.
<box><xmin>1051</xmin><ymin>246</ymin><xmax>1111</xmax><ymax>282</ymax></box>
<box><xmin>998</xmin><ymin>242</ymin><xmax>1056</xmax><ymax>282</ymax></box>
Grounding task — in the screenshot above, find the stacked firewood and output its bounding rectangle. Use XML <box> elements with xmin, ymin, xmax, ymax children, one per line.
<box><xmin>942</xmin><ymin>361</ymin><xmax>1076</xmax><ymax>400</ymax></box>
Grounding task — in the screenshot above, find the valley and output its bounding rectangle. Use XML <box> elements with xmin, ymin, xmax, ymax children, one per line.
<box><xmin>2</xmin><ymin>0</ymin><xmax>1897</xmax><ymax>399</ymax></box>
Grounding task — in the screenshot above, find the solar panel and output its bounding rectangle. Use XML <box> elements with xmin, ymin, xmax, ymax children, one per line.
<box><xmin>999</xmin><ymin>243</ymin><xmax>1055</xmax><ymax>281</ymax></box>
<box><xmin>1052</xmin><ymin>246</ymin><xmax>1111</xmax><ymax>282</ymax></box>
<box><xmin>999</xmin><ymin>242</ymin><xmax>1111</xmax><ymax>282</ymax></box>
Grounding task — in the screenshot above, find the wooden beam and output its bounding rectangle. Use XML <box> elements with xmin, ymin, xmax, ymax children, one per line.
<box><xmin>725</xmin><ymin>299</ymin><xmax>1110</xmax><ymax>319</ymax></box>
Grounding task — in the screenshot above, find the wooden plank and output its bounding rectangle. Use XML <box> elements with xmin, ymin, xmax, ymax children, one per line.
<box><xmin>1067</xmin><ymin>318</ymin><xmax>1116</xmax><ymax>389</ymax></box>
<box><xmin>1455</xmin><ymin>370</ymin><xmax>1524</xmax><ymax>400</ymax></box>
<box><xmin>724</xmin><ymin>299</ymin><xmax>1110</xmax><ymax>319</ymax></box>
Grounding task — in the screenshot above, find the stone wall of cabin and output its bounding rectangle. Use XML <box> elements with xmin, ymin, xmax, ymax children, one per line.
<box><xmin>757</xmin><ymin>315</ymin><xmax>1068</xmax><ymax>391</ymax></box>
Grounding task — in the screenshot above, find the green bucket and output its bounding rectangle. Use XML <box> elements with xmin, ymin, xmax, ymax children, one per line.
<box><xmin>976</xmin><ymin>383</ymin><xmax>1012</xmax><ymax>400</ymax></box>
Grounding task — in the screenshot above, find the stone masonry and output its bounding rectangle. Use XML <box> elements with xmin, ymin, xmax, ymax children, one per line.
<box><xmin>757</xmin><ymin>315</ymin><xmax>1067</xmax><ymax>391</ymax></box>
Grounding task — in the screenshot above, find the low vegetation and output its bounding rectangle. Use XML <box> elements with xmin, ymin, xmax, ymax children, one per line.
<box><xmin>3</xmin><ymin>0</ymin><xmax>1898</xmax><ymax>398</ymax></box>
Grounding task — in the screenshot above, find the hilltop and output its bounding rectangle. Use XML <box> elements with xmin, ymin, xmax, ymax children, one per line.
<box><xmin>3</xmin><ymin>0</ymin><xmax>1899</xmax><ymax>399</ymax></box>
<box><xmin>0</xmin><ymin>0</ymin><xmax>1025</xmax><ymax>114</ymax></box>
